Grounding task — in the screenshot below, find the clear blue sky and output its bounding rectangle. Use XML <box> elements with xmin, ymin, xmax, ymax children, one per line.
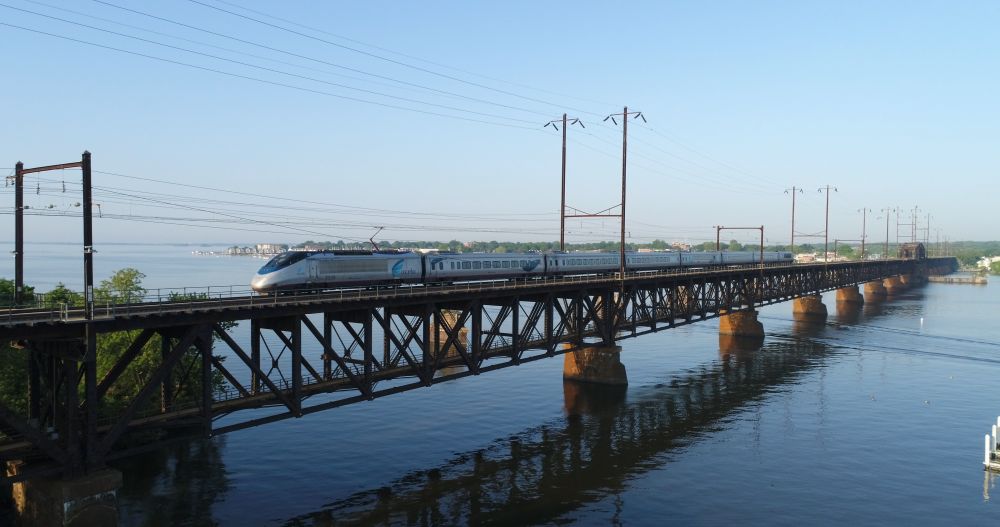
<box><xmin>1</xmin><ymin>0</ymin><xmax>996</xmax><ymax>247</ymax></box>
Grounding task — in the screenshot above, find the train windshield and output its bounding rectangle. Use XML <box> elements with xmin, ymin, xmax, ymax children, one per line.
<box><xmin>258</xmin><ymin>251</ymin><xmax>312</xmax><ymax>274</ymax></box>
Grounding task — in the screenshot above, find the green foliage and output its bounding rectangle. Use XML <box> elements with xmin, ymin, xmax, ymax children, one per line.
<box><xmin>836</xmin><ymin>244</ymin><xmax>858</xmax><ymax>259</ymax></box>
<box><xmin>0</xmin><ymin>278</ymin><xmax>35</xmax><ymax>307</ymax></box>
<box><xmin>0</xmin><ymin>346</ymin><xmax>29</xmax><ymax>415</ymax></box>
<box><xmin>96</xmin><ymin>267</ymin><xmax>147</xmax><ymax>304</ymax></box>
<box><xmin>991</xmin><ymin>261</ymin><xmax>1000</xmax><ymax>275</ymax></box>
<box><xmin>41</xmin><ymin>283</ymin><xmax>84</xmax><ymax>308</ymax></box>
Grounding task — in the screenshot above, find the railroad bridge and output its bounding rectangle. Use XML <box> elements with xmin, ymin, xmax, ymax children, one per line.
<box><xmin>0</xmin><ymin>256</ymin><xmax>955</xmax><ymax>523</ymax></box>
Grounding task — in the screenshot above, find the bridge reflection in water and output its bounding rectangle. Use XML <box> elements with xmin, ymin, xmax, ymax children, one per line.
<box><xmin>278</xmin><ymin>332</ymin><xmax>835</xmax><ymax>526</ymax></box>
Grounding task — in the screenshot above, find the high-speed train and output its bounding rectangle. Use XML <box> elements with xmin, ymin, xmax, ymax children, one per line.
<box><xmin>250</xmin><ymin>250</ymin><xmax>794</xmax><ymax>292</ymax></box>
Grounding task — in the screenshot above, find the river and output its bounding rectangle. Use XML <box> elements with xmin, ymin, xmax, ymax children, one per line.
<box><xmin>2</xmin><ymin>243</ymin><xmax>998</xmax><ymax>525</ymax></box>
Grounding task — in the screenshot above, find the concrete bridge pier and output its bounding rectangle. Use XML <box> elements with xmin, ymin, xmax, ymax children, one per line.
<box><xmin>883</xmin><ymin>275</ymin><xmax>906</xmax><ymax>294</ymax></box>
<box><xmin>718</xmin><ymin>310</ymin><xmax>765</xmax><ymax>351</ymax></box>
<box><xmin>835</xmin><ymin>285</ymin><xmax>864</xmax><ymax>305</ymax></box>
<box><xmin>792</xmin><ymin>294</ymin><xmax>827</xmax><ymax>320</ymax></box>
<box><xmin>863</xmin><ymin>281</ymin><xmax>887</xmax><ymax>301</ymax></box>
<box><xmin>6</xmin><ymin>463</ymin><xmax>122</xmax><ymax>527</ymax></box>
<box><xmin>719</xmin><ymin>310</ymin><xmax>764</xmax><ymax>338</ymax></box>
<box><xmin>563</xmin><ymin>345</ymin><xmax>627</xmax><ymax>386</ymax></box>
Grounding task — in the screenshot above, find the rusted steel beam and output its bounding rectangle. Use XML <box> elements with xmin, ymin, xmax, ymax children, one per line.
<box><xmin>273</xmin><ymin>327</ymin><xmax>322</xmax><ymax>383</ymax></box>
<box><xmin>302</xmin><ymin>315</ymin><xmax>369</xmax><ymax>395</ymax></box>
<box><xmin>98</xmin><ymin>326</ymin><xmax>200</xmax><ymax>457</ymax></box>
<box><xmin>0</xmin><ymin>400</ymin><xmax>67</xmax><ymax>464</ymax></box>
<box><xmin>210</xmin><ymin>356</ymin><xmax>249</xmax><ymax>397</ymax></box>
<box><xmin>211</xmin><ymin>324</ymin><xmax>297</xmax><ymax>414</ymax></box>
<box><xmin>96</xmin><ymin>328</ymin><xmax>155</xmax><ymax>399</ymax></box>
<box><xmin>370</xmin><ymin>310</ymin><xmax>428</xmax><ymax>385</ymax></box>
<box><xmin>20</xmin><ymin>161</ymin><xmax>83</xmax><ymax>174</ymax></box>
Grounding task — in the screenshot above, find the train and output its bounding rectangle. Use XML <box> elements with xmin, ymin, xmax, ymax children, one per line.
<box><xmin>250</xmin><ymin>249</ymin><xmax>795</xmax><ymax>292</ymax></box>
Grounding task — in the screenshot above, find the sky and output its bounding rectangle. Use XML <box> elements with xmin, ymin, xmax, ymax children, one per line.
<box><xmin>0</xmin><ymin>0</ymin><xmax>997</xmax><ymax>248</ymax></box>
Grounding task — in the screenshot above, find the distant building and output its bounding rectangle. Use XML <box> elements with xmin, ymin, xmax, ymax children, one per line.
<box><xmin>224</xmin><ymin>244</ymin><xmax>288</xmax><ymax>256</ymax></box>
<box><xmin>978</xmin><ymin>256</ymin><xmax>1000</xmax><ymax>269</ymax></box>
<box><xmin>256</xmin><ymin>243</ymin><xmax>288</xmax><ymax>255</ymax></box>
<box><xmin>671</xmin><ymin>242</ymin><xmax>691</xmax><ymax>252</ymax></box>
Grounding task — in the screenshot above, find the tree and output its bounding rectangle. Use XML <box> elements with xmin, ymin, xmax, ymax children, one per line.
<box><xmin>96</xmin><ymin>267</ymin><xmax>147</xmax><ymax>304</ymax></box>
<box><xmin>0</xmin><ymin>278</ymin><xmax>35</xmax><ymax>307</ymax></box>
<box><xmin>42</xmin><ymin>283</ymin><xmax>83</xmax><ymax>308</ymax></box>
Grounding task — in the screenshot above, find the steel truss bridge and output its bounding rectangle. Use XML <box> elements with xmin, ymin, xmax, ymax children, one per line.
<box><xmin>0</xmin><ymin>257</ymin><xmax>955</xmax><ymax>484</ymax></box>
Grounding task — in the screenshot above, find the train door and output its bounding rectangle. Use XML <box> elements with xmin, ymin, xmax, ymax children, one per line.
<box><xmin>308</xmin><ymin>260</ymin><xmax>318</xmax><ymax>282</ymax></box>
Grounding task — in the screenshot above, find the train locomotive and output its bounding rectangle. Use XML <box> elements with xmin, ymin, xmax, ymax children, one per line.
<box><xmin>250</xmin><ymin>249</ymin><xmax>794</xmax><ymax>292</ymax></box>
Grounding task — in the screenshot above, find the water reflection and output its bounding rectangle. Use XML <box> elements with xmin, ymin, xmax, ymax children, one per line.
<box><xmin>718</xmin><ymin>334</ymin><xmax>764</xmax><ymax>358</ymax></box>
<box><xmin>791</xmin><ymin>317</ymin><xmax>826</xmax><ymax>339</ymax></box>
<box><xmin>281</xmin><ymin>338</ymin><xmax>835</xmax><ymax>526</ymax></box>
<box><xmin>835</xmin><ymin>302</ymin><xmax>863</xmax><ymax>326</ymax></box>
<box><xmin>113</xmin><ymin>436</ymin><xmax>230</xmax><ymax>526</ymax></box>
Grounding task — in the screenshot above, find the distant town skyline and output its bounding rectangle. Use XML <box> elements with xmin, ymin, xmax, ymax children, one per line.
<box><xmin>2</xmin><ymin>0</ymin><xmax>996</xmax><ymax>247</ymax></box>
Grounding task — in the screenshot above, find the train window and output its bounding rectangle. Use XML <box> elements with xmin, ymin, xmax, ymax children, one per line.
<box><xmin>520</xmin><ymin>260</ymin><xmax>526</xmax><ymax>268</ymax></box>
<box><xmin>473</xmin><ymin>261</ymin><xmax>481</xmax><ymax>269</ymax></box>
<box><xmin>462</xmin><ymin>262</ymin><xmax>471</xmax><ymax>270</ymax></box>
<box><xmin>493</xmin><ymin>261</ymin><xmax>501</xmax><ymax>268</ymax></box>
<box><xmin>450</xmin><ymin>262</ymin><xmax>455</xmax><ymax>269</ymax></box>
<box><xmin>483</xmin><ymin>261</ymin><xmax>491</xmax><ymax>269</ymax></box>
<box><xmin>502</xmin><ymin>261</ymin><xmax>510</xmax><ymax>268</ymax></box>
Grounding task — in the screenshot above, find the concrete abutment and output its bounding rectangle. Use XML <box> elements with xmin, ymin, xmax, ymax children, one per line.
<box><xmin>6</xmin><ymin>463</ymin><xmax>122</xmax><ymax>527</ymax></box>
<box><xmin>835</xmin><ymin>286</ymin><xmax>864</xmax><ymax>305</ymax></box>
<box><xmin>563</xmin><ymin>345</ymin><xmax>628</xmax><ymax>386</ymax></box>
<box><xmin>864</xmin><ymin>281</ymin><xmax>887</xmax><ymax>300</ymax></box>
<box><xmin>718</xmin><ymin>310</ymin><xmax>764</xmax><ymax>338</ymax></box>
<box><xmin>883</xmin><ymin>275</ymin><xmax>906</xmax><ymax>294</ymax></box>
<box><xmin>792</xmin><ymin>294</ymin><xmax>827</xmax><ymax>319</ymax></box>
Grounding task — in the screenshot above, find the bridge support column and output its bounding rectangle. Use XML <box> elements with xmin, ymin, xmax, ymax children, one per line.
<box><xmin>563</xmin><ymin>345</ymin><xmax>627</xmax><ymax>386</ymax></box>
<box><xmin>792</xmin><ymin>294</ymin><xmax>827</xmax><ymax>319</ymax></box>
<box><xmin>899</xmin><ymin>274</ymin><xmax>917</xmax><ymax>287</ymax></box>
<box><xmin>883</xmin><ymin>275</ymin><xmax>906</xmax><ymax>294</ymax></box>
<box><xmin>835</xmin><ymin>286</ymin><xmax>864</xmax><ymax>305</ymax></box>
<box><xmin>863</xmin><ymin>281</ymin><xmax>887</xmax><ymax>300</ymax></box>
<box><xmin>718</xmin><ymin>310</ymin><xmax>764</xmax><ymax>338</ymax></box>
<box><xmin>7</xmin><ymin>463</ymin><xmax>122</xmax><ymax>527</ymax></box>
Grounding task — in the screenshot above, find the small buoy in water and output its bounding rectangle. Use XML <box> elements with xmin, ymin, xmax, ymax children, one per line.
<box><xmin>923</xmin><ymin>400</ymin><xmax>930</xmax><ymax>405</ymax></box>
<box><xmin>920</xmin><ymin>317</ymin><xmax>924</xmax><ymax>327</ymax></box>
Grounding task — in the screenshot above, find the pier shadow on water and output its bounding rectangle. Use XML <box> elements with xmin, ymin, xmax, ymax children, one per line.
<box><xmin>111</xmin><ymin>436</ymin><xmax>230</xmax><ymax>527</ymax></box>
<box><xmin>278</xmin><ymin>336</ymin><xmax>836</xmax><ymax>526</ymax></box>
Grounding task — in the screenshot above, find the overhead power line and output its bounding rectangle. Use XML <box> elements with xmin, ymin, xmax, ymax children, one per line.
<box><xmin>182</xmin><ymin>0</ymin><xmax>603</xmax><ymax>118</ymax></box>
<box><xmin>206</xmin><ymin>0</ymin><xmax>616</xmax><ymax>108</ymax></box>
<box><xmin>0</xmin><ymin>21</ymin><xmax>539</xmax><ymax>130</ymax></box>
<box><xmin>0</xmin><ymin>4</ymin><xmax>538</xmax><ymax>125</ymax></box>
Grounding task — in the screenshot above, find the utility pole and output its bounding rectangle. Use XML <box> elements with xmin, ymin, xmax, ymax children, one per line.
<box><xmin>604</xmin><ymin>107</ymin><xmax>645</xmax><ymax>278</ymax></box>
<box><xmin>545</xmin><ymin>114</ymin><xmax>584</xmax><ymax>252</ymax></box>
<box><xmin>858</xmin><ymin>208</ymin><xmax>871</xmax><ymax>259</ymax></box>
<box><xmin>784</xmin><ymin>186</ymin><xmax>802</xmax><ymax>253</ymax></box>
<box><xmin>924</xmin><ymin>213</ymin><xmax>931</xmax><ymax>246</ymax></box>
<box><xmin>82</xmin><ymin>151</ymin><xmax>94</xmax><ymax>319</ymax></box>
<box><xmin>818</xmin><ymin>185</ymin><xmax>837</xmax><ymax>262</ymax></box>
<box><xmin>881</xmin><ymin>207</ymin><xmax>894</xmax><ymax>260</ymax></box>
<box><xmin>10</xmin><ymin>155</ymin><xmax>90</xmax><ymax>306</ymax></box>
<box><xmin>13</xmin><ymin>162</ymin><xmax>24</xmax><ymax>304</ymax></box>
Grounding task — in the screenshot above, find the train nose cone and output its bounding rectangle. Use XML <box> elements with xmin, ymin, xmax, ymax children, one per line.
<box><xmin>251</xmin><ymin>274</ymin><xmax>269</xmax><ymax>291</ymax></box>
